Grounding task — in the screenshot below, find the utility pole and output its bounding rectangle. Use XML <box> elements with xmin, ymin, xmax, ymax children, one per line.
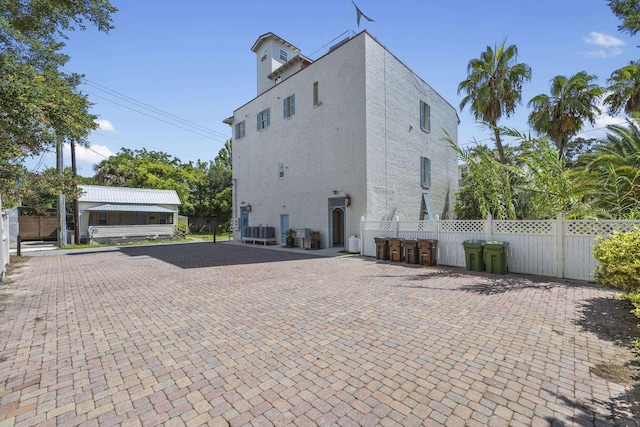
<box><xmin>71</xmin><ymin>140</ymin><xmax>79</xmax><ymax>245</ymax></box>
<box><xmin>56</xmin><ymin>137</ymin><xmax>67</xmax><ymax>248</ymax></box>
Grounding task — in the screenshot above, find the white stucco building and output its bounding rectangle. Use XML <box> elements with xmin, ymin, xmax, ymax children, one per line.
<box><xmin>226</xmin><ymin>31</ymin><xmax>459</xmax><ymax>249</ymax></box>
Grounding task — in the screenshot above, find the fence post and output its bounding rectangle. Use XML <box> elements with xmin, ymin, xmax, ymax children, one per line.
<box><xmin>435</xmin><ymin>214</ymin><xmax>440</xmax><ymax>260</ymax></box>
<box><xmin>396</xmin><ymin>216</ymin><xmax>400</xmax><ymax>238</ymax></box>
<box><xmin>486</xmin><ymin>213</ymin><xmax>493</xmax><ymax>241</ymax></box>
<box><xmin>360</xmin><ymin>216</ymin><xmax>364</xmax><ymax>255</ymax></box>
<box><xmin>556</xmin><ymin>212</ymin><xmax>564</xmax><ymax>278</ymax></box>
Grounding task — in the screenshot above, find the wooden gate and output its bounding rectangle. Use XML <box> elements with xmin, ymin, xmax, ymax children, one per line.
<box><xmin>18</xmin><ymin>216</ymin><xmax>57</xmax><ymax>240</ymax></box>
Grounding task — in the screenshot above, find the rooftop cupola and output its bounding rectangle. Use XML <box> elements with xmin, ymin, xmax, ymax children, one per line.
<box><xmin>251</xmin><ymin>32</ymin><xmax>313</xmax><ymax>96</ymax></box>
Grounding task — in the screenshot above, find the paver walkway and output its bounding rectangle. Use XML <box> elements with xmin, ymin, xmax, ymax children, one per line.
<box><xmin>0</xmin><ymin>242</ymin><xmax>638</xmax><ymax>426</ymax></box>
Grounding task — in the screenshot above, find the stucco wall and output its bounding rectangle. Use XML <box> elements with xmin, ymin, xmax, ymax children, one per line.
<box><xmin>364</xmin><ymin>35</ymin><xmax>459</xmax><ymax>221</ymax></box>
<box><xmin>233</xmin><ymin>35</ymin><xmax>368</xmax><ymax>248</ymax></box>
<box><xmin>231</xmin><ymin>31</ymin><xmax>459</xmax><ymax>247</ymax></box>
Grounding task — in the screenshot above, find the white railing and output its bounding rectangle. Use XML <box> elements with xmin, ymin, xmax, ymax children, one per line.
<box><xmin>1</xmin><ymin>197</ymin><xmax>9</xmax><ymax>281</ymax></box>
<box><xmin>88</xmin><ymin>224</ymin><xmax>174</xmax><ymax>242</ymax></box>
<box><xmin>360</xmin><ymin>214</ymin><xmax>640</xmax><ymax>281</ymax></box>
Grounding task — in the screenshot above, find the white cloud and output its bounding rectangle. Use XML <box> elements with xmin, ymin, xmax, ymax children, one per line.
<box><xmin>95</xmin><ymin>119</ymin><xmax>116</xmax><ymax>132</ymax></box>
<box><xmin>583</xmin><ymin>32</ymin><xmax>625</xmax><ymax>58</ymax></box>
<box><xmin>585</xmin><ymin>47</ymin><xmax>623</xmax><ymax>58</ymax></box>
<box><xmin>62</xmin><ymin>143</ymin><xmax>114</xmax><ymax>165</ymax></box>
<box><xmin>585</xmin><ymin>31</ymin><xmax>625</xmax><ymax>47</ymax></box>
<box><xmin>578</xmin><ymin>112</ymin><xmax>627</xmax><ymax>139</ymax></box>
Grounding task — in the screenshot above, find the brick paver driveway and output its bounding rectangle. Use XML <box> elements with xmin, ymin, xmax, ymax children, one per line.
<box><xmin>0</xmin><ymin>242</ymin><xmax>638</xmax><ymax>426</ymax></box>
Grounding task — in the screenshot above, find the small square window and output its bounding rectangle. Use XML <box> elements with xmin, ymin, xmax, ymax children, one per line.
<box><xmin>283</xmin><ymin>94</ymin><xmax>295</xmax><ymax>118</ymax></box>
<box><xmin>278</xmin><ymin>162</ymin><xmax>285</xmax><ymax>179</ymax></box>
<box><xmin>257</xmin><ymin>108</ymin><xmax>270</xmax><ymax>131</ymax></box>
<box><xmin>235</xmin><ymin>121</ymin><xmax>245</xmax><ymax>140</ymax></box>
<box><xmin>279</xmin><ymin>49</ymin><xmax>288</xmax><ymax>61</ymax></box>
<box><xmin>420</xmin><ymin>100</ymin><xmax>431</xmax><ymax>132</ymax></box>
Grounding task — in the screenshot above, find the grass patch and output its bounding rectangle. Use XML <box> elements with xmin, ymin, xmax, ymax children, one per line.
<box><xmin>187</xmin><ymin>231</ymin><xmax>233</xmax><ymax>241</ymax></box>
<box><xmin>62</xmin><ymin>238</ymin><xmax>184</xmax><ymax>250</ymax></box>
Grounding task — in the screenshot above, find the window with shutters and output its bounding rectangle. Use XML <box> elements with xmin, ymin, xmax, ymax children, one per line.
<box><xmin>235</xmin><ymin>121</ymin><xmax>245</xmax><ymax>140</ymax></box>
<box><xmin>257</xmin><ymin>108</ymin><xmax>270</xmax><ymax>131</ymax></box>
<box><xmin>279</xmin><ymin>49</ymin><xmax>288</xmax><ymax>61</ymax></box>
<box><xmin>283</xmin><ymin>94</ymin><xmax>295</xmax><ymax>119</ymax></box>
<box><xmin>278</xmin><ymin>162</ymin><xmax>285</xmax><ymax>179</ymax></box>
<box><xmin>421</xmin><ymin>156</ymin><xmax>431</xmax><ymax>189</ymax></box>
<box><xmin>420</xmin><ymin>100</ymin><xmax>431</xmax><ymax>133</ymax></box>
<box><xmin>260</xmin><ymin>49</ymin><xmax>267</xmax><ymax>62</ymax></box>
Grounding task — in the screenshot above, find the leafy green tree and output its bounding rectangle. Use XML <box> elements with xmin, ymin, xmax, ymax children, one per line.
<box><xmin>448</xmin><ymin>139</ymin><xmax>517</xmax><ymax>220</ymax></box>
<box><xmin>458</xmin><ymin>42</ymin><xmax>532</xmax><ymax>163</ymax></box>
<box><xmin>604</xmin><ymin>60</ymin><xmax>640</xmax><ymax>115</ymax></box>
<box><xmin>450</xmin><ymin>125</ymin><xmax>592</xmax><ymax>220</ymax></box>
<box><xmin>528</xmin><ymin>71</ymin><xmax>603</xmax><ymax>160</ymax></box>
<box><xmin>563</xmin><ymin>137</ymin><xmax>599</xmax><ymax>167</ymax></box>
<box><xmin>0</xmin><ymin>0</ymin><xmax>116</xmax><ymax>203</ymax></box>
<box><xmin>189</xmin><ymin>140</ymin><xmax>232</xmax><ymax>220</ymax></box>
<box><xmin>578</xmin><ymin>116</ymin><xmax>640</xmax><ymax>218</ymax></box>
<box><xmin>505</xmin><ymin>129</ymin><xmax>590</xmax><ymax>219</ymax></box>
<box><xmin>608</xmin><ymin>0</ymin><xmax>640</xmax><ymax>35</ymax></box>
<box><xmin>18</xmin><ymin>167</ymin><xmax>81</xmax><ymax>215</ymax></box>
<box><xmin>93</xmin><ymin>148</ymin><xmax>196</xmax><ymax>215</ymax></box>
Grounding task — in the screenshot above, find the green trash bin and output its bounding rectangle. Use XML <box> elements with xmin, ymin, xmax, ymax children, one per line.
<box><xmin>484</xmin><ymin>241</ymin><xmax>508</xmax><ymax>274</ymax></box>
<box><xmin>462</xmin><ymin>239</ymin><xmax>485</xmax><ymax>271</ymax></box>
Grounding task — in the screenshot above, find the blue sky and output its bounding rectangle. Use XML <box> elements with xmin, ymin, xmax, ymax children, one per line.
<box><xmin>33</xmin><ymin>0</ymin><xmax>639</xmax><ymax>176</ymax></box>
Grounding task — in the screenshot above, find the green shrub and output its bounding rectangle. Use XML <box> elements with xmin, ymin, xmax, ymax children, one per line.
<box><xmin>177</xmin><ymin>220</ymin><xmax>188</xmax><ymax>234</ymax></box>
<box><xmin>593</xmin><ymin>227</ymin><xmax>640</xmax><ymax>292</ymax></box>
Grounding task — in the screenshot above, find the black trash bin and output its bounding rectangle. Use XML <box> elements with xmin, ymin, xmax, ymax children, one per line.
<box><xmin>374</xmin><ymin>237</ymin><xmax>389</xmax><ymax>260</ymax></box>
<box><xmin>404</xmin><ymin>239</ymin><xmax>419</xmax><ymax>264</ymax></box>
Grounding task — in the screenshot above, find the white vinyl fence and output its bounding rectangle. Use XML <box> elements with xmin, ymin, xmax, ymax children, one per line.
<box><xmin>1</xmin><ymin>197</ymin><xmax>10</xmax><ymax>281</ymax></box>
<box><xmin>360</xmin><ymin>214</ymin><xmax>640</xmax><ymax>281</ymax></box>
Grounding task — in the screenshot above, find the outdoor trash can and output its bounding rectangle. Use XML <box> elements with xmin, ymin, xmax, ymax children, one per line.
<box><xmin>388</xmin><ymin>238</ymin><xmax>404</xmax><ymax>262</ymax></box>
<box><xmin>374</xmin><ymin>237</ymin><xmax>389</xmax><ymax>260</ymax></box>
<box><xmin>462</xmin><ymin>239</ymin><xmax>485</xmax><ymax>271</ymax></box>
<box><xmin>484</xmin><ymin>241</ymin><xmax>508</xmax><ymax>274</ymax></box>
<box><xmin>404</xmin><ymin>239</ymin><xmax>419</xmax><ymax>264</ymax></box>
<box><xmin>417</xmin><ymin>239</ymin><xmax>438</xmax><ymax>266</ymax></box>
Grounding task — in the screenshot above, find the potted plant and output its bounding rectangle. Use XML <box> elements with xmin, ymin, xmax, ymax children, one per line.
<box><xmin>285</xmin><ymin>228</ymin><xmax>296</xmax><ymax>247</ymax></box>
<box><xmin>310</xmin><ymin>230</ymin><xmax>321</xmax><ymax>249</ymax></box>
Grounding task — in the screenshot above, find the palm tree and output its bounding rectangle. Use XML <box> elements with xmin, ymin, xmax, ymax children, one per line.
<box><xmin>528</xmin><ymin>71</ymin><xmax>603</xmax><ymax>160</ymax></box>
<box><xmin>579</xmin><ymin>116</ymin><xmax>640</xmax><ymax>217</ymax></box>
<box><xmin>458</xmin><ymin>42</ymin><xmax>532</xmax><ymax>164</ymax></box>
<box><xmin>604</xmin><ymin>60</ymin><xmax>640</xmax><ymax>115</ymax></box>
